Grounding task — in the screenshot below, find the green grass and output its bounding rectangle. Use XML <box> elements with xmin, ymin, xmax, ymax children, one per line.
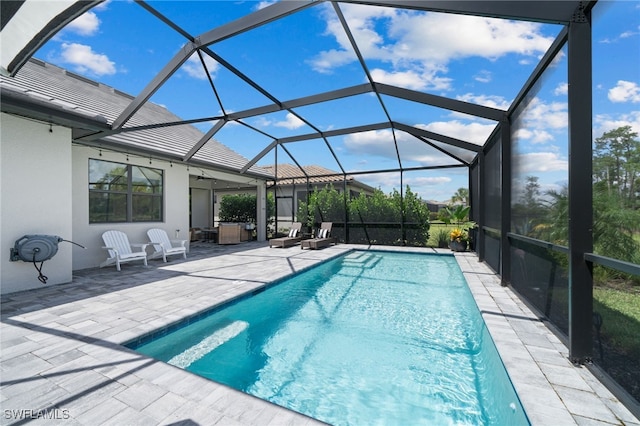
<box><xmin>427</xmin><ymin>222</ymin><xmax>457</xmax><ymax>247</ymax></box>
<box><xmin>593</xmin><ymin>286</ymin><xmax>640</xmax><ymax>358</ymax></box>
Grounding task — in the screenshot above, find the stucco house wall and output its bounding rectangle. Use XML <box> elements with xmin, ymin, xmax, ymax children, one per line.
<box><xmin>1</xmin><ymin>113</ymin><xmax>73</xmax><ymax>293</ymax></box>
<box><xmin>70</xmin><ymin>145</ymin><xmax>191</xmax><ymax>271</ymax></box>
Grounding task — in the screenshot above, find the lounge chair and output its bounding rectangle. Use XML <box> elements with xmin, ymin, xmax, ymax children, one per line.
<box><xmin>147</xmin><ymin>228</ymin><xmax>188</xmax><ymax>262</ymax></box>
<box><xmin>301</xmin><ymin>222</ymin><xmax>336</xmax><ymax>250</ymax></box>
<box><xmin>100</xmin><ymin>230</ymin><xmax>148</xmax><ymax>271</ymax></box>
<box><xmin>269</xmin><ymin>222</ymin><xmax>303</xmax><ymax>248</ymax></box>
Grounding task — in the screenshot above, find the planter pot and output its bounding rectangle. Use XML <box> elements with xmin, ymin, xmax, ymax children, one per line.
<box><xmin>449</xmin><ymin>240</ymin><xmax>468</xmax><ymax>252</ymax></box>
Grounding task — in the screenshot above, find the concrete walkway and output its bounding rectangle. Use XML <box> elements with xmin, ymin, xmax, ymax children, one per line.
<box><xmin>1</xmin><ymin>242</ymin><xmax>638</xmax><ymax>425</ymax></box>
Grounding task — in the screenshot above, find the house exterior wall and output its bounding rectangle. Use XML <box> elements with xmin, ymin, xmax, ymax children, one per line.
<box><xmin>71</xmin><ymin>146</ymin><xmax>190</xmax><ymax>271</ymax></box>
<box><xmin>1</xmin><ymin>113</ymin><xmax>73</xmax><ymax>294</ymax></box>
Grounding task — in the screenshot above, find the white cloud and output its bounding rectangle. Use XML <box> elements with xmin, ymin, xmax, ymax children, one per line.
<box><xmin>514</xmin><ymin>152</ymin><xmax>567</xmax><ymax>173</ymax></box>
<box><xmin>554</xmin><ymin>82</ymin><xmax>568</xmax><ymax>96</ymax></box>
<box><xmin>620</xmin><ymin>30</ymin><xmax>638</xmax><ymax>39</ymax></box>
<box><xmin>308</xmin><ymin>49</ymin><xmax>356</xmax><ymax>74</ymax></box>
<box><xmin>513</xmin><ymin>128</ymin><xmax>554</xmax><ymax>144</ymax></box>
<box><xmin>254</xmin><ymin>117</ymin><xmax>272</xmax><ymax>127</ymax></box>
<box><xmin>608</xmin><ymin>80</ymin><xmax>640</xmax><ymax>103</ymax></box>
<box><xmin>370</xmin><ymin>68</ymin><xmax>451</xmax><ymax>91</ymax></box>
<box><xmin>92</xmin><ymin>1</ymin><xmax>110</xmax><ymax>11</ymax></box>
<box><xmin>417</xmin><ymin>120</ymin><xmax>496</xmax><ymax>145</ymax></box>
<box><xmin>66</xmin><ymin>11</ymin><xmax>100</xmax><ymax>36</ymax></box>
<box><xmin>456</xmin><ymin>93</ymin><xmax>510</xmax><ymax>110</ymax></box>
<box><xmin>182</xmin><ymin>53</ymin><xmax>219</xmax><ymax>80</ymax></box>
<box><xmin>410</xmin><ymin>176</ymin><xmax>452</xmax><ymax>185</ymax></box>
<box><xmin>311</xmin><ymin>4</ymin><xmax>555</xmax><ymax>87</ymax></box>
<box><xmin>474</xmin><ymin>70</ymin><xmax>492</xmax><ymax>83</ymax></box>
<box><xmin>60</xmin><ymin>43</ymin><xmax>115</xmax><ymax>75</ymax></box>
<box><xmin>256</xmin><ymin>1</ymin><xmax>278</xmax><ymax>11</ymax></box>
<box><xmin>514</xmin><ymin>97</ymin><xmax>568</xmax><ymax>131</ymax></box>
<box><xmin>343</xmin><ymin>128</ymin><xmax>469</xmax><ymax>166</ymax></box>
<box><xmin>253</xmin><ymin>113</ymin><xmax>305</xmax><ymax>129</ymax></box>
<box><xmin>594</xmin><ymin>110</ymin><xmax>640</xmax><ymax>137</ymax></box>
<box><xmin>343</xmin><ymin>129</ymin><xmax>397</xmax><ymax>159</ymax></box>
<box><xmin>274</xmin><ymin>113</ymin><xmax>305</xmax><ymax>129</ymax></box>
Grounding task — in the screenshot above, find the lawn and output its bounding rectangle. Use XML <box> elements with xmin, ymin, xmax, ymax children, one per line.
<box><xmin>593</xmin><ymin>286</ymin><xmax>640</xmax><ymax>358</ymax></box>
<box><xmin>427</xmin><ymin>222</ymin><xmax>458</xmax><ymax>247</ymax></box>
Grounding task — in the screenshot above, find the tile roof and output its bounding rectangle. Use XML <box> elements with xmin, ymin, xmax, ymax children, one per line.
<box><xmin>261</xmin><ymin>164</ymin><xmax>373</xmax><ymax>191</ymax></box>
<box><xmin>0</xmin><ymin>59</ymin><xmax>271</xmax><ymax>177</ymax></box>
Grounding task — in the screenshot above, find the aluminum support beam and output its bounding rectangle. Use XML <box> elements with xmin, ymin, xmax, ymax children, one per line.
<box><xmin>377</xmin><ymin>83</ymin><xmax>505</xmax><ymax>122</ymax></box>
<box><xmin>196</xmin><ymin>1</ymin><xmax>313</xmax><ymax>46</ymax></box>
<box><xmin>338</xmin><ymin>1</ymin><xmax>581</xmax><ymax>24</ymax></box>
<box><xmin>477</xmin><ymin>153</ymin><xmax>486</xmax><ymax>261</ymax></box>
<box><xmin>509</xmin><ymin>27</ymin><xmax>568</xmax><ymax>117</ymax></box>
<box><xmin>112</xmin><ymin>42</ymin><xmax>195</xmax><ymax>129</ymax></box>
<box><xmin>278</xmin><ymin>122</ymin><xmax>390</xmax><ymax>144</ymax></box>
<box><xmin>182</xmin><ymin>119</ymin><xmax>225</xmax><ymax>161</ymax></box>
<box><xmin>227</xmin><ymin>83</ymin><xmax>373</xmax><ymax>121</ymax></box>
<box><xmin>241</xmin><ymin>141</ymin><xmax>278</xmax><ymax>174</ymax></box>
<box><xmin>567</xmin><ymin>6</ymin><xmax>593</xmax><ymax>363</ymax></box>
<box><xmin>3</xmin><ymin>0</ymin><xmax>102</xmax><ymax>76</ymax></box>
<box><xmin>500</xmin><ymin>118</ymin><xmax>511</xmax><ymax>286</ymax></box>
<box><xmin>393</xmin><ymin>122</ymin><xmax>481</xmax><ymax>153</ymax></box>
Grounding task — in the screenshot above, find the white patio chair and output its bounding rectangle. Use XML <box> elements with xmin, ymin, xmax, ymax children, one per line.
<box><xmin>100</xmin><ymin>230</ymin><xmax>148</xmax><ymax>271</ymax></box>
<box><xmin>147</xmin><ymin>228</ymin><xmax>187</xmax><ymax>262</ymax></box>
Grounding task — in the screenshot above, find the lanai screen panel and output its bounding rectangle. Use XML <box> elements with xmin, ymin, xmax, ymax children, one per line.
<box><xmin>243</xmin><ymin>110</ymin><xmax>318</xmax><ymax>140</ymax></box>
<box><xmin>395</xmin><ymin>131</ymin><xmax>466</xmax><ymax>169</ymax></box>
<box><xmin>381</xmin><ymin>95</ymin><xmax>499</xmax><ymax>147</ymax></box>
<box><xmin>138</xmin><ymin>53</ymin><xmax>225</xmax><ymax>126</ymax></box>
<box><xmin>590</xmin><ymin>2</ymin><xmax>640</xmax><ymax>399</ymax></box>
<box><xmin>325</xmin><ymin>131</ymin><xmax>397</xmax><ymax>174</ymax></box>
<box><xmin>145</xmin><ymin>1</ymin><xmax>256</xmax><ymax>35</ymax></box>
<box><xmin>347</xmin><ymin>171</ymin><xmax>403</xmax><ymax>246</ymax></box>
<box><xmin>290</xmin><ymin>93</ymin><xmax>390</xmax><ymax>134</ymax></box>
<box><xmin>281</xmin><ymin>137</ymin><xmax>343</xmax><ymax>173</ymax></box>
<box><xmin>508</xmin><ymin>40</ymin><xmax>571</xmax><ymax>341</ymax></box>
<box><xmin>482</xmin><ymin>133</ymin><xmax>502</xmax><ymax>274</ymax></box>
<box><xmin>206</xmin><ymin>3</ymin><xmax>365</xmax><ymax>102</ymax></box>
<box><xmin>36</xmin><ymin>1</ymin><xmax>190</xmax><ymax>101</ymax></box>
<box><xmin>211</xmin><ymin>120</ymin><xmax>274</xmax><ymax>166</ymax></box>
<box><xmin>424</xmin><ymin>139</ymin><xmax>478</xmax><ymax>166</ymax></box>
<box><xmin>511</xmin><ymin>46</ymin><xmax>569</xmax><ymax>240</ymax></box>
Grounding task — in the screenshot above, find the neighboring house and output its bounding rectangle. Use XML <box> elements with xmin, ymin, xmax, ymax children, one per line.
<box><xmin>0</xmin><ymin>59</ymin><xmax>270</xmax><ymax>294</ymax></box>
<box><xmin>425</xmin><ymin>200</ymin><xmax>449</xmax><ymax>213</ymax></box>
<box><xmin>263</xmin><ymin>164</ymin><xmax>376</xmax><ymax>229</ymax></box>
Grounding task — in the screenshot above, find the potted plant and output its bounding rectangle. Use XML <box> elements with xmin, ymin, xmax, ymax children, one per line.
<box><xmin>449</xmin><ymin>228</ymin><xmax>469</xmax><ymax>252</ymax></box>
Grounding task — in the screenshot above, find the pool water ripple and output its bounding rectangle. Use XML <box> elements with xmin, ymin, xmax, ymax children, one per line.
<box><xmin>130</xmin><ymin>250</ymin><xmax>529</xmax><ymax>425</ymax></box>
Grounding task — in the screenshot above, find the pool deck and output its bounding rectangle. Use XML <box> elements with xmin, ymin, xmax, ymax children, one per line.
<box><xmin>1</xmin><ymin>242</ymin><xmax>638</xmax><ymax>425</ymax></box>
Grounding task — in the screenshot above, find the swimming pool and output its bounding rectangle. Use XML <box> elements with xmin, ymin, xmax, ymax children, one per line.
<box><xmin>128</xmin><ymin>250</ymin><xmax>529</xmax><ymax>425</ymax></box>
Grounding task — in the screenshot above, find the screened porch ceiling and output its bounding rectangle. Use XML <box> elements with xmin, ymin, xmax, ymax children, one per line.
<box><xmin>2</xmin><ymin>0</ymin><xmax>586</xmax><ymax>189</ymax></box>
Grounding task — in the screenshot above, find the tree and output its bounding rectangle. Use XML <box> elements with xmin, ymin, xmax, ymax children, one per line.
<box><xmin>451</xmin><ymin>187</ymin><xmax>469</xmax><ymax>205</ymax></box>
<box><xmin>512</xmin><ymin>176</ymin><xmax>546</xmax><ymax>236</ymax></box>
<box><xmin>298</xmin><ymin>185</ymin><xmax>430</xmax><ymax>246</ymax></box>
<box><xmin>297</xmin><ymin>184</ymin><xmax>346</xmax><ymax>229</ymax></box>
<box><xmin>219</xmin><ymin>193</ymin><xmax>258</xmax><ymax>223</ymax></box>
<box><xmin>593</xmin><ymin>125</ymin><xmax>640</xmax><ymax>208</ymax></box>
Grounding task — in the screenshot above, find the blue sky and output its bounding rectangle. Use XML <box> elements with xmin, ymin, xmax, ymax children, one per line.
<box><xmin>35</xmin><ymin>0</ymin><xmax>640</xmax><ymax>202</ymax></box>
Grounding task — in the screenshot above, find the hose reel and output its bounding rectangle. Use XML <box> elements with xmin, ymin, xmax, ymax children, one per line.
<box><xmin>10</xmin><ymin>235</ymin><xmax>85</xmax><ymax>284</ymax></box>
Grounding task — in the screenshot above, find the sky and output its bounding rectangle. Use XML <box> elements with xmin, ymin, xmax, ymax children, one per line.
<box><xmin>34</xmin><ymin>0</ymin><xmax>640</xmax><ymax>203</ymax></box>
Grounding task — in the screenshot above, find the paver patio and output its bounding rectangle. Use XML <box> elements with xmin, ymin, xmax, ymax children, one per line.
<box><xmin>1</xmin><ymin>242</ymin><xmax>638</xmax><ymax>425</ymax></box>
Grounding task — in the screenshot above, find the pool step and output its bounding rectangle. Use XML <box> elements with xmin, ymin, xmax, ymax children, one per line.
<box><xmin>168</xmin><ymin>320</ymin><xmax>248</xmax><ymax>368</ymax></box>
<box><xmin>343</xmin><ymin>252</ymin><xmax>381</xmax><ymax>269</ymax></box>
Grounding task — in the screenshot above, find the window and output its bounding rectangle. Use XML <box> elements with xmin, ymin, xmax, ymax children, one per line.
<box><xmin>89</xmin><ymin>159</ymin><xmax>163</xmax><ymax>223</ymax></box>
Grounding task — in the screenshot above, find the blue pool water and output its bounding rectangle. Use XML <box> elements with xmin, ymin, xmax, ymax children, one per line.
<box><xmin>129</xmin><ymin>250</ymin><xmax>529</xmax><ymax>425</ymax></box>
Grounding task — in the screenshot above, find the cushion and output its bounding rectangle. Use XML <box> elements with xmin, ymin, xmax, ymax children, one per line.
<box><xmin>288</xmin><ymin>228</ymin><xmax>298</xmax><ymax>237</ymax></box>
<box><xmin>318</xmin><ymin>228</ymin><xmax>327</xmax><ymax>238</ymax></box>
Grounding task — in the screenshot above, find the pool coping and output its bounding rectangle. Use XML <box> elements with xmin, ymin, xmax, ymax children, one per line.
<box><xmin>1</xmin><ymin>242</ymin><xmax>638</xmax><ymax>425</ymax></box>
<box><xmin>452</xmin><ymin>251</ymin><xmax>639</xmax><ymax>426</ymax></box>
